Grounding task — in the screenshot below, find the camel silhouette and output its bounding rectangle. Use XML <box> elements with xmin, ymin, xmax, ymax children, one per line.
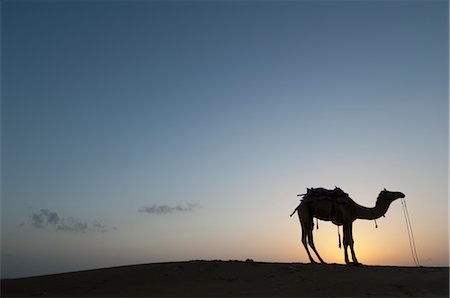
<box><xmin>290</xmin><ymin>187</ymin><xmax>405</xmax><ymax>265</ymax></box>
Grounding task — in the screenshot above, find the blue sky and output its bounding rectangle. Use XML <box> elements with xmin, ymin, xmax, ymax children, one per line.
<box><xmin>1</xmin><ymin>0</ymin><xmax>448</xmax><ymax>278</ymax></box>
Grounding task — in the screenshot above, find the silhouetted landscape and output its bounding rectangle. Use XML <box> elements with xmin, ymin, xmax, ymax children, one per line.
<box><xmin>2</xmin><ymin>2</ymin><xmax>449</xmax><ymax>297</ymax></box>
<box><xmin>1</xmin><ymin>260</ymin><xmax>448</xmax><ymax>297</ymax></box>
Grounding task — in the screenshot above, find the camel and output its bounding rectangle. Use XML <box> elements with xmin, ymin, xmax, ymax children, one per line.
<box><xmin>290</xmin><ymin>187</ymin><xmax>405</xmax><ymax>265</ymax></box>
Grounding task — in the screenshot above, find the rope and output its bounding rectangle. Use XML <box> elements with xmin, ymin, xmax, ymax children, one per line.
<box><xmin>401</xmin><ymin>198</ymin><xmax>420</xmax><ymax>266</ymax></box>
<box><xmin>370</xmin><ymin>210</ymin><xmax>378</xmax><ymax>228</ymax></box>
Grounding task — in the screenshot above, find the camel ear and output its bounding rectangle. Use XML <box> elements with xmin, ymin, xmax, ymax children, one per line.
<box><xmin>383</xmin><ymin>188</ymin><xmax>387</xmax><ymax>191</ymax></box>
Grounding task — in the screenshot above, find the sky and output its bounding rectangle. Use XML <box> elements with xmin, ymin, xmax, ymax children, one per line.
<box><xmin>1</xmin><ymin>0</ymin><xmax>448</xmax><ymax>278</ymax></box>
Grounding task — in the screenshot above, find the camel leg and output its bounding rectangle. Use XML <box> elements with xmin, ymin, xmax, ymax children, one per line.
<box><xmin>307</xmin><ymin>225</ymin><xmax>326</xmax><ymax>264</ymax></box>
<box><xmin>300</xmin><ymin>218</ymin><xmax>316</xmax><ymax>263</ymax></box>
<box><xmin>343</xmin><ymin>224</ymin><xmax>351</xmax><ymax>265</ymax></box>
<box><xmin>348</xmin><ymin>224</ymin><xmax>360</xmax><ymax>265</ymax></box>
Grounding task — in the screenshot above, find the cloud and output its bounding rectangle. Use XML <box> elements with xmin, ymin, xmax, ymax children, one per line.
<box><xmin>30</xmin><ymin>209</ymin><xmax>59</xmax><ymax>228</ymax></box>
<box><xmin>28</xmin><ymin>209</ymin><xmax>116</xmax><ymax>233</ymax></box>
<box><xmin>138</xmin><ymin>203</ymin><xmax>199</xmax><ymax>215</ymax></box>
<box><xmin>55</xmin><ymin>217</ymin><xmax>88</xmax><ymax>232</ymax></box>
<box><xmin>92</xmin><ymin>221</ymin><xmax>117</xmax><ymax>233</ymax></box>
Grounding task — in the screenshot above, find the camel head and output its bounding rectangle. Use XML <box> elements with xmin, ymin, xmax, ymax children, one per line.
<box><xmin>378</xmin><ymin>188</ymin><xmax>405</xmax><ymax>203</ymax></box>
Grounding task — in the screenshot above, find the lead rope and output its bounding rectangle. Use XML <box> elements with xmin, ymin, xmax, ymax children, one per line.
<box><xmin>401</xmin><ymin>197</ymin><xmax>420</xmax><ymax>266</ymax></box>
<box><xmin>316</xmin><ymin>218</ymin><xmax>319</xmax><ymax>230</ymax></box>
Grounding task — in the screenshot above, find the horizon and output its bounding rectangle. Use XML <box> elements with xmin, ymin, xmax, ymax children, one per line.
<box><xmin>4</xmin><ymin>259</ymin><xmax>450</xmax><ymax>280</ymax></box>
<box><xmin>1</xmin><ymin>0</ymin><xmax>448</xmax><ymax>278</ymax></box>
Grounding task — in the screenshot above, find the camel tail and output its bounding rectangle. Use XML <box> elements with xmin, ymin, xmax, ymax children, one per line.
<box><xmin>290</xmin><ymin>205</ymin><xmax>300</xmax><ymax>217</ymax></box>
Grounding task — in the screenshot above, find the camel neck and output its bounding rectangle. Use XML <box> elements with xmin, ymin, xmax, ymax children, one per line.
<box><xmin>355</xmin><ymin>198</ymin><xmax>391</xmax><ymax>220</ymax></box>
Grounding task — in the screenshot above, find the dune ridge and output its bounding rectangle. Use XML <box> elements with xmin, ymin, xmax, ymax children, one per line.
<box><xmin>1</xmin><ymin>260</ymin><xmax>448</xmax><ymax>297</ymax></box>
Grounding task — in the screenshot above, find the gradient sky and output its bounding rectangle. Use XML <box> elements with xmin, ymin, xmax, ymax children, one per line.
<box><xmin>1</xmin><ymin>0</ymin><xmax>448</xmax><ymax>278</ymax></box>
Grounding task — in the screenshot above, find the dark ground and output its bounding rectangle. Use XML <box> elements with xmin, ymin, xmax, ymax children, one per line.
<box><xmin>1</xmin><ymin>260</ymin><xmax>448</xmax><ymax>297</ymax></box>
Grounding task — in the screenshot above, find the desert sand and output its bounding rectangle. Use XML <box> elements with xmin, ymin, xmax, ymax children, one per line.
<box><xmin>1</xmin><ymin>260</ymin><xmax>448</xmax><ymax>297</ymax></box>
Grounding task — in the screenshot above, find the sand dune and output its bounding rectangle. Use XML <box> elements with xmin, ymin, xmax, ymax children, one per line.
<box><xmin>1</xmin><ymin>260</ymin><xmax>448</xmax><ymax>297</ymax></box>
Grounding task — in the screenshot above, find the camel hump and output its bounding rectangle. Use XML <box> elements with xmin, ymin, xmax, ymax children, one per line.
<box><xmin>302</xmin><ymin>186</ymin><xmax>351</xmax><ymax>204</ymax></box>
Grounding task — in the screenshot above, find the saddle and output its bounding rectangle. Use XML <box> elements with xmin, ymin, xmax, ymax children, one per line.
<box><xmin>301</xmin><ymin>187</ymin><xmax>351</xmax><ymax>204</ymax></box>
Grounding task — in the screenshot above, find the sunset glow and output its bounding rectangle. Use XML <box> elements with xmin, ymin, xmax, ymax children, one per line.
<box><xmin>2</xmin><ymin>0</ymin><xmax>448</xmax><ymax>278</ymax></box>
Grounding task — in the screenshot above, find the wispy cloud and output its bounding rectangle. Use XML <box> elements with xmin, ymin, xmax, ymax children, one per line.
<box><xmin>28</xmin><ymin>209</ymin><xmax>116</xmax><ymax>232</ymax></box>
<box><xmin>138</xmin><ymin>203</ymin><xmax>199</xmax><ymax>215</ymax></box>
<box><xmin>30</xmin><ymin>209</ymin><xmax>59</xmax><ymax>228</ymax></box>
